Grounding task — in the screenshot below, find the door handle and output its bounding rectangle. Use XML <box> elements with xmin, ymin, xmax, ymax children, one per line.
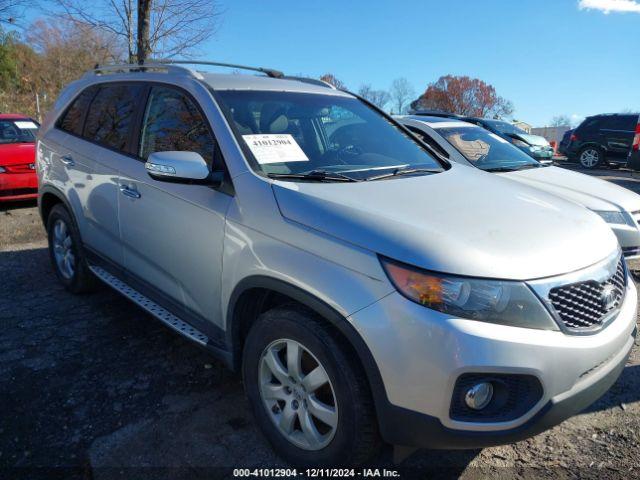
<box><xmin>119</xmin><ymin>184</ymin><xmax>141</xmax><ymax>199</ymax></box>
<box><xmin>60</xmin><ymin>155</ymin><xmax>75</xmax><ymax>166</ymax></box>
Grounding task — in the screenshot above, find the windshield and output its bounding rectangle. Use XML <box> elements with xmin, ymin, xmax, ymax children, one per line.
<box><xmin>213</xmin><ymin>90</ymin><xmax>444</xmax><ymax>180</ymax></box>
<box><xmin>483</xmin><ymin>120</ymin><xmax>527</xmax><ymax>136</ymax></box>
<box><xmin>435</xmin><ymin>126</ymin><xmax>540</xmax><ymax>171</ymax></box>
<box><xmin>0</xmin><ymin>119</ymin><xmax>39</xmax><ymax>144</ymax></box>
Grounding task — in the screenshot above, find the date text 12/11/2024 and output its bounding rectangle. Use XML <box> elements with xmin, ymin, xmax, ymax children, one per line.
<box><xmin>233</xmin><ymin>468</ymin><xmax>401</xmax><ymax>477</ymax></box>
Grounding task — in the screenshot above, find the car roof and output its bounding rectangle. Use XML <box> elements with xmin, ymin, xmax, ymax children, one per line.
<box><xmin>402</xmin><ymin>115</ymin><xmax>478</xmax><ymax>129</ymax></box>
<box><xmin>199</xmin><ymin>72</ymin><xmax>352</xmax><ymax>96</ymax></box>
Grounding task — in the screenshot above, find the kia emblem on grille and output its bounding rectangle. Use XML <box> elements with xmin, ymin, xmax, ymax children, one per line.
<box><xmin>601</xmin><ymin>284</ymin><xmax>617</xmax><ymax>311</ymax></box>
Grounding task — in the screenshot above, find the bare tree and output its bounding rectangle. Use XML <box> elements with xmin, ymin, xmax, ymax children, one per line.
<box><xmin>52</xmin><ymin>0</ymin><xmax>221</xmax><ymax>63</ymax></box>
<box><xmin>550</xmin><ymin>115</ymin><xmax>572</xmax><ymax>127</ymax></box>
<box><xmin>390</xmin><ymin>77</ymin><xmax>415</xmax><ymax>114</ymax></box>
<box><xmin>0</xmin><ymin>0</ymin><xmax>28</xmax><ymax>25</ymax></box>
<box><xmin>357</xmin><ymin>84</ymin><xmax>390</xmax><ymax>109</ymax></box>
<box><xmin>319</xmin><ymin>73</ymin><xmax>346</xmax><ymax>90</ymax></box>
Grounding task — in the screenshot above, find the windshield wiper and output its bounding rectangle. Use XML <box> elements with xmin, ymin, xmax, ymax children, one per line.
<box><xmin>267</xmin><ymin>170</ymin><xmax>360</xmax><ymax>182</ymax></box>
<box><xmin>365</xmin><ymin>167</ymin><xmax>440</xmax><ymax>181</ymax></box>
<box><xmin>483</xmin><ymin>166</ymin><xmax>519</xmax><ymax>172</ymax></box>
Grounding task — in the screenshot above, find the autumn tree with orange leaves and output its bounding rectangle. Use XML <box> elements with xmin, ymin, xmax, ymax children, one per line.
<box><xmin>411</xmin><ymin>75</ymin><xmax>514</xmax><ymax>118</ymax></box>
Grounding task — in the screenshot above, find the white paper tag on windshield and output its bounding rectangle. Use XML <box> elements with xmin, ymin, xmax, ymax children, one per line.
<box><xmin>489</xmin><ymin>133</ymin><xmax>509</xmax><ymax>144</ymax></box>
<box><xmin>15</xmin><ymin>121</ymin><xmax>38</xmax><ymax>129</ymax></box>
<box><xmin>243</xmin><ymin>134</ymin><xmax>309</xmax><ymax>164</ymax></box>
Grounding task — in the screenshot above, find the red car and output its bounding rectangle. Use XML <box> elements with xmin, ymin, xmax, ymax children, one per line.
<box><xmin>0</xmin><ymin>114</ymin><xmax>39</xmax><ymax>202</ymax></box>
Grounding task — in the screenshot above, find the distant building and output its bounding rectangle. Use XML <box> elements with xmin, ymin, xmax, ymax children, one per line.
<box><xmin>531</xmin><ymin>125</ymin><xmax>571</xmax><ymax>145</ymax></box>
<box><xmin>512</xmin><ymin>120</ymin><xmax>532</xmax><ymax>133</ymax></box>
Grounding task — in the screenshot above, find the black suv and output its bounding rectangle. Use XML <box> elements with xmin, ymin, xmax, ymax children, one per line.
<box><xmin>566</xmin><ymin>113</ymin><xmax>640</xmax><ymax>169</ymax></box>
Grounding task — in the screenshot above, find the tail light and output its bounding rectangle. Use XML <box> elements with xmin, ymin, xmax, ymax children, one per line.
<box><xmin>570</xmin><ymin>133</ymin><xmax>578</xmax><ymax>142</ymax></box>
<box><xmin>633</xmin><ymin>119</ymin><xmax>640</xmax><ymax>151</ymax></box>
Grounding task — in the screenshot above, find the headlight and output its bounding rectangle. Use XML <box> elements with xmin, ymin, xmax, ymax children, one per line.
<box><xmin>529</xmin><ymin>145</ymin><xmax>542</xmax><ymax>152</ymax></box>
<box><xmin>593</xmin><ymin>210</ymin><xmax>628</xmax><ymax>225</ymax></box>
<box><xmin>0</xmin><ymin>166</ymin><xmax>5</xmax><ymax>173</ymax></box>
<box><xmin>380</xmin><ymin>257</ymin><xmax>558</xmax><ymax>330</ymax></box>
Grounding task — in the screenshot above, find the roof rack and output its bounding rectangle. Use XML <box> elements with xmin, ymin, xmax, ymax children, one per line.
<box><xmin>281</xmin><ymin>76</ymin><xmax>336</xmax><ymax>89</ymax></box>
<box><xmin>410</xmin><ymin>109</ymin><xmax>463</xmax><ymax>118</ymax></box>
<box><xmin>88</xmin><ymin>62</ymin><xmax>205</xmax><ymax>79</ymax></box>
<box><xmin>89</xmin><ymin>59</ymin><xmax>284</xmax><ymax>79</ymax></box>
<box><xmin>87</xmin><ymin>60</ymin><xmax>337</xmax><ymax>91</ymax></box>
<box><xmin>146</xmin><ymin>59</ymin><xmax>284</xmax><ymax>78</ymax></box>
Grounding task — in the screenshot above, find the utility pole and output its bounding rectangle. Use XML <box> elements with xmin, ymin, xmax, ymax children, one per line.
<box><xmin>35</xmin><ymin>92</ymin><xmax>41</xmax><ymax>123</ymax></box>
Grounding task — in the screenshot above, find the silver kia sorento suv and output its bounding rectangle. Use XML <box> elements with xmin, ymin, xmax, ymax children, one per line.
<box><xmin>37</xmin><ymin>61</ymin><xmax>637</xmax><ymax>466</ymax></box>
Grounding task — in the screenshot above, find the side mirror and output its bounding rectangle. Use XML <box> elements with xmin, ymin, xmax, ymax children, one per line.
<box><xmin>145</xmin><ymin>151</ymin><xmax>210</xmax><ymax>183</ymax></box>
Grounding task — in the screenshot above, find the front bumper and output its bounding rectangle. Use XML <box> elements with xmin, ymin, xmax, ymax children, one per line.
<box><xmin>0</xmin><ymin>171</ymin><xmax>38</xmax><ymax>201</ymax></box>
<box><xmin>609</xmin><ymin>221</ymin><xmax>640</xmax><ymax>270</ymax></box>
<box><xmin>375</xmin><ymin>327</ymin><xmax>634</xmax><ymax>448</ymax></box>
<box><xmin>350</xmin><ymin>276</ymin><xmax>637</xmax><ymax>448</ymax></box>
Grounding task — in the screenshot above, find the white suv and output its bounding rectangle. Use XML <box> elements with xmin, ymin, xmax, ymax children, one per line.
<box><xmin>37</xmin><ymin>61</ymin><xmax>637</xmax><ymax>466</ymax></box>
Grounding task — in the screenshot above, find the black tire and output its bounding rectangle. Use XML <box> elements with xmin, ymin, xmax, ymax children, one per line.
<box><xmin>242</xmin><ymin>304</ymin><xmax>381</xmax><ymax>466</ymax></box>
<box><xmin>46</xmin><ymin>204</ymin><xmax>98</xmax><ymax>293</ymax></box>
<box><xmin>578</xmin><ymin>146</ymin><xmax>604</xmax><ymax>169</ymax></box>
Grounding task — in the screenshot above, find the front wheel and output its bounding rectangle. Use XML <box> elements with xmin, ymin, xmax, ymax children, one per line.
<box><xmin>242</xmin><ymin>305</ymin><xmax>381</xmax><ymax>466</ymax></box>
<box><xmin>579</xmin><ymin>147</ymin><xmax>604</xmax><ymax>169</ymax></box>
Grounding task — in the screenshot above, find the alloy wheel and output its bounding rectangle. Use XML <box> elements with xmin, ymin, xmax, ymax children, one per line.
<box><xmin>580</xmin><ymin>149</ymin><xmax>600</xmax><ymax>168</ymax></box>
<box><xmin>259</xmin><ymin>339</ymin><xmax>338</xmax><ymax>450</ymax></box>
<box><xmin>52</xmin><ymin>219</ymin><xmax>75</xmax><ymax>280</ymax></box>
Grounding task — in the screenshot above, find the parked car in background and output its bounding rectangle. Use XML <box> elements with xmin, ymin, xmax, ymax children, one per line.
<box><xmin>565</xmin><ymin>114</ymin><xmax>640</xmax><ymax>169</ymax></box>
<box><xmin>410</xmin><ymin>112</ymin><xmax>555</xmax><ymax>164</ymax></box>
<box><xmin>398</xmin><ymin>115</ymin><xmax>640</xmax><ymax>271</ymax></box>
<box><xmin>38</xmin><ymin>61</ymin><xmax>636</xmax><ymax>466</ymax></box>
<box><xmin>558</xmin><ymin>128</ymin><xmax>573</xmax><ymax>157</ymax></box>
<box><xmin>0</xmin><ymin>114</ymin><xmax>39</xmax><ymax>202</ymax></box>
<box><xmin>464</xmin><ymin>118</ymin><xmax>555</xmax><ymax>164</ymax></box>
<box><xmin>627</xmin><ymin>121</ymin><xmax>640</xmax><ymax>172</ymax></box>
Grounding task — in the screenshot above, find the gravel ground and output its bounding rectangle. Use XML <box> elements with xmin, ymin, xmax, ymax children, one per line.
<box><xmin>1</xmin><ymin>168</ymin><xmax>639</xmax><ymax>479</ymax></box>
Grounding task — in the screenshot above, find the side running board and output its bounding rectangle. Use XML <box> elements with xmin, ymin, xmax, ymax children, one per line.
<box><xmin>89</xmin><ymin>265</ymin><xmax>209</xmax><ymax>346</ymax></box>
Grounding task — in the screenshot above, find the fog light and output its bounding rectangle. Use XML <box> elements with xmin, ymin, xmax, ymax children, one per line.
<box><xmin>464</xmin><ymin>382</ymin><xmax>493</xmax><ymax>410</ymax></box>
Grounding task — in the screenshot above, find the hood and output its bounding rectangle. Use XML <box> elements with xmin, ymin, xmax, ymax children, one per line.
<box><xmin>502</xmin><ymin>166</ymin><xmax>640</xmax><ymax>213</ymax></box>
<box><xmin>508</xmin><ymin>133</ymin><xmax>549</xmax><ymax>147</ymax></box>
<box><xmin>272</xmin><ymin>164</ymin><xmax>618</xmax><ymax>280</ymax></box>
<box><xmin>0</xmin><ymin>142</ymin><xmax>36</xmax><ymax>166</ymax></box>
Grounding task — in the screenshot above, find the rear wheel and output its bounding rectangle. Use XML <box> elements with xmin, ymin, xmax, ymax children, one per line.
<box><xmin>46</xmin><ymin>204</ymin><xmax>98</xmax><ymax>293</ymax></box>
<box><xmin>579</xmin><ymin>146</ymin><xmax>604</xmax><ymax>169</ymax></box>
<box><xmin>242</xmin><ymin>305</ymin><xmax>381</xmax><ymax>466</ymax></box>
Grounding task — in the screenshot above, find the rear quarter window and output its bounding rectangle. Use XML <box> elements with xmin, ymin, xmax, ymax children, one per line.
<box><xmin>57</xmin><ymin>87</ymin><xmax>98</xmax><ymax>136</ymax></box>
<box><xmin>577</xmin><ymin>117</ymin><xmax>600</xmax><ymax>132</ymax></box>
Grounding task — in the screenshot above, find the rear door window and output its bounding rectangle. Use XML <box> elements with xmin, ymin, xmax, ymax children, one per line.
<box><xmin>58</xmin><ymin>87</ymin><xmax>98</xmax><ymax>136</ymax></box>
<box><xmin>139</xmin><ymin>86</ymin><xmax>214</xmax><ymax>166</ymax></box>
<box><xmin>83</xmin><ymin>84</ymin><xmax>143</xmax><ymax>151</ymax></box>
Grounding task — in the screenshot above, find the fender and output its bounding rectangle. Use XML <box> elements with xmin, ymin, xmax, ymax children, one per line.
<box><xmin>39</xmin><ymin>184</ymin><xmax>76</xmax><ymax>226</ymax></box>
<box><xmin>579</xmin><ymin>141</ymin><xmax>609</xmax><ymax>154</ymax></box>
<box><xmin>226</xmin><ymin>275</ymin><xmax>390</xmax><ymax>418</ymax></box>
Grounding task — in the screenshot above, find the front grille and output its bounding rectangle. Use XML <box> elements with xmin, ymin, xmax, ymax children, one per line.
<box><xmin>622</xmin><ymin>246</ymin><xmax>640</xmax><ymax>257</ymax></box>
<box><xmin>548</xmin><ymin>256</ymin><xmax>626</xmax><ymax>331</ymax></box>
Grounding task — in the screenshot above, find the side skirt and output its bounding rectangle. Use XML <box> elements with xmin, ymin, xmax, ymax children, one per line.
<box><xmin>88</xmin><ymin>264</ymin><xmax>233</xmax><ymax>367</ymax></box>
